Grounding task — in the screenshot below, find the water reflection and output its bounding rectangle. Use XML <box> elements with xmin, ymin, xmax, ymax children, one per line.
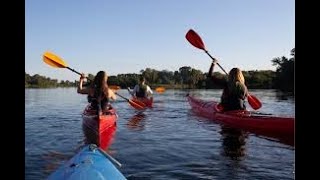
<box><xmin>42</xmin><ymin>150</ymin><xmax>71</xmax><ymax>175</ymax></box>
<box><xmin>126</xmin><ymin>112</ymin><xmax>146</xmax><ymax>131</ymax></box>
<box><xmin>257</xmin><ymin>134</ymin><xmax>295</xmax><ymax>147</ymax></box>
<box><xmin>42</xmin><ymin>144</ymin><xmax>87</xmax><ymax>178</ymax></box>
<box><xmin>219</xmin><ymin>126</ymin><xmax>248</xmax><ymax>160</ymax></box>
<box><xmin>27</xmin><ymin>89</ymin><xmax>295</xmax><ymax>180</ymax></box>
<box><xmin>275</xmin><ymin>90</ymin><xmax>294</xmax><ymax>100</ymax></box>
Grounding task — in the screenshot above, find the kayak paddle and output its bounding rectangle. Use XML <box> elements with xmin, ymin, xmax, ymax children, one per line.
<box><xmin>109</xmin><ymin>85</ymin><xmax>121</xmax><ymax>92</ymax></box>
<box><xmin>155</xmin><ymin>87</ymin><xmax>166</xmax><ymax>93</ymax></box>
<box><xmin>42</xmin><ymin>51</ymin><xmax>146</xmax><ymax>110</ymax></box>
<box><xmin>127</xmin><ymin>88</ymin><xmax>147</xmax><ymax>107</ymax></box>
<box><xmin>185</xmin><ymin>29</ymin><xmax>262</xmax><ymax>110</ymax></box>
<box><xmin>116</xmin><ymin>91</ymin><xmax>146</xmax><ymax>109</ymax></box>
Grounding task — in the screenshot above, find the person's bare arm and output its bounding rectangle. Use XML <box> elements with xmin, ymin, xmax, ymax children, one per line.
<box><xmin>129</xmin><ymin>85</ymin><xmax>138</xmax><ymax>98</ymax></box>
<box><xmin>108</xmin><ymin>88</ymin><xmax>117</xmax><ymax>101</ymax></box>
<box><xmin>77</xmin><ymin>73</ymin><xmax>89</xmax><ymax>94</ymax></box>
<box><xmin>127</xmin><ymin>87</ymin><xmax>134</xmax><ymax>96</ymax></box>
<box><xmin>207</xmin><ymin>61</ymin><xmax>227</xmax><ymax>87</ymax></box>
<box><xmin>147</xmin><ymin>86</ymin><xmax>153</xmax><ymax>97</ymax></box>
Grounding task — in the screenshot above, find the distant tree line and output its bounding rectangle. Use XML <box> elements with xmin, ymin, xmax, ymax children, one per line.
<box><xmin>104</xmin><ymin>67</ymin><xmax>277</xmax><ymax>90</ymax></box>
<box><xmin>25</xmin><ymin>73</ymin><xmax>76</xmax><ymax>88</ymax></box>
<box><xmin>26</xmin><ymin>48</ymin><xmax>294</xmax><ymax>92</ymax></box>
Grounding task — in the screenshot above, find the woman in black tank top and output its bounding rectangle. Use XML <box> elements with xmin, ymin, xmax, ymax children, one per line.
<box><xmin>77</xmin><ymin>71</ymin><xmax>116</xmax><ymax>114</ymax></box>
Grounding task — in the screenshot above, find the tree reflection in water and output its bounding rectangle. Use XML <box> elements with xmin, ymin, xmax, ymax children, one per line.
<box><xmin>126</xmin><ymin>112</ymin><xmax>146</xmax><ymax>131</ymax></box>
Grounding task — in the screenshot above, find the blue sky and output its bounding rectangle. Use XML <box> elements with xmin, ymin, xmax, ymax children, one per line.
<box><xmin>26</xmin><ymin>0</ymin><xmax>294</xmax><ymax>81</ymax></box>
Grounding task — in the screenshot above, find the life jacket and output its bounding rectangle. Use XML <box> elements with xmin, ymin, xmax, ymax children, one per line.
<box><xmin>136</xmin><ymin>84</ymin><xmax>147</xmax><ymax>98</ymax></box>
<box><xmin>220</xmin><ymin>82</ymin><xmax>247</xmax><ymax>111</ymax></box>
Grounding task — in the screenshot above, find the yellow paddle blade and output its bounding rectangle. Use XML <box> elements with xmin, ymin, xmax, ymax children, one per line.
<box><xmin>155</xmin><ymin>87</ymin><xmax>165</xmax><ymax>93</ymax></box>
<box><xmin>43</xmin><ymin>51</ymin><xmax>68</xmax><ymax>68</ymax></box>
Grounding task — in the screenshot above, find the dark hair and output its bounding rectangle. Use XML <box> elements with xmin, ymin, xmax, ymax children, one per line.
<box><xmin>91</xmin><ymin>71</ymin><xmax>108</xmax><ymax>99</ymax></box>
<box><xmin>139</xmin><ymin>76</ymin><xmax>145</xmax><ymax>82</ymax></box>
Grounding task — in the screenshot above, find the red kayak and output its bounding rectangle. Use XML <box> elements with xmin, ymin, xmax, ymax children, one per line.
<box><xmin>187</xmin><ymin>95</ymin><xmax>294</xmax><ymax>146</ymax></box>
<box><xmin>131</xmin><ymin>97</ymin><xmax>153</xmax><ymax>108</ymax></box>
<box><xmin>82</xmin><ymin>105</ymin><xmax>117</xmax><ymax>149</ymax></box>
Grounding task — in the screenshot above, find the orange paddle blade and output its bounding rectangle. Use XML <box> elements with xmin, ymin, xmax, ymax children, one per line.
<box><xmin>43</xmin><ymin>51</ymin><xmax>68</xmax><ymax>68</ymax></box>
<box><xmin>155</xmin><ymin>87</ymin><xmax>165</xmax><ymax>93</ymax></box>
<box><xmin>247</xmin><ymin>94</ymin><xmax>262</xmax><ymax>110</ymax></box>
<box><xmin>109</xmin><ymin>85</ymin><xmax>121</xmax><ymax>91</ymax></box>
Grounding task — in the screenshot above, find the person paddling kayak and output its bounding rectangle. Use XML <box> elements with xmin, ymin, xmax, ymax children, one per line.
<box><xmin>208</xmin><ymin>60</ymin><xmax>248</xmax><ymax>111</ymax></box>
<box><xmin>77</xmin><ymin>71</ymin><xmax>116</xmax><ymax>114</ymax></box>
<box><xmin>128</xmin><ymin>76</ymin><xmax>153</xmax><ymax>99</ymax></box>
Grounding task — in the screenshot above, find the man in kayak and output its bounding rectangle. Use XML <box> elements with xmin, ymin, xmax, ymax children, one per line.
<box><xmin>128</xmin><ymin>76</ymin><xmax>153</xmax><ymax>99</ymax></box>
<box><xmin>208</xmin><ymin>60</ymin><xmax>248</xmax><ymax>111</ymax></box>
<box><xmin>77</xmin><ymin>71</ymin><xmax>116</xmax><ymax>114</ymax></box>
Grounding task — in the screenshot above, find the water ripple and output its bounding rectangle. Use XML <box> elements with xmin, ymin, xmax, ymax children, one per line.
<box><xmin>26</xmin><ymin>89</ymin><xmax>294</xmax><ymax>180</ymax></box>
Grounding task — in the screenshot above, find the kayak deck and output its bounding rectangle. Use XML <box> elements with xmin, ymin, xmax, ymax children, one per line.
<box><xmin>47</xmin><ymin>144</ymin><xmax>126</xmax><ymax>180</ymax></box>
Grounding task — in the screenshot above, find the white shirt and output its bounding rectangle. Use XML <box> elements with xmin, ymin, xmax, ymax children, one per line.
<box><xmin>129</xmin><ymin>84</ymin><xmax>153</xmax><ymax>97</ymax></box>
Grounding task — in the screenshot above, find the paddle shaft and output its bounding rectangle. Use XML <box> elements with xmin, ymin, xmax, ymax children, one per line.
<box><xmin>185</xmin><ymin>29</ymin><xmax>262</xmax><ymax>110</ymax></box>
<box><xmin>79</xmin><ymin>75</ymin><xmax>132</xmax><ymax>103</ymax></box>
<box><xmin>66</xmin><ymin>67</ymin><xmax>82</xmax><ymax>76</ymax></box>
<box><xmin>43</xmin><ymin>52</ymin><xmax>146</xmax><ymax>109</ymax></box>
<box><xmin>66</xmin><ymin>67</ymin><xmax>94</xmax><ymax>82</ymax></box>
<box><xmin>115</xmin><ymin>92</ymin><xmax>131</xmax><ymax>102</ymax></box>
<box><xmin>207</xmin><ymin>51</ymin><xmax>261</xmax><ymax>109</ymax></box>
<box><xmin>67</xmin><ymin>66</ymin><xmax>131</xmax><ymax>102</ymax></box>
<box><xmin>127</xmin><ymin>88</ymin><xmax>133</xmax><ymax>96</ymax></box>
<box><xmin>205</xmin><ymin>51</ymin><xmax>228</xmax><ymax>75</ymax></box>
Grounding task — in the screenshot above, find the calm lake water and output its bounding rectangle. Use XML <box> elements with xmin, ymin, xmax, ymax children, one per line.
<box><xmin>25</xmin><ymin>88</ymin><xmax>295</xmax><ymax>180</ymax></box>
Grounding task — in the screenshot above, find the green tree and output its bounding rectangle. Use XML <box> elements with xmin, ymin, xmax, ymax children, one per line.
<box><xmin>25</xmin><ymin>72</ymin><xmax>31</xmax><ymax>87</ymax></box>
<box><xmin>141</xmin><ymin>68</ymin><xmax>158</xmax><ymax>84</ymax></box>
<box><xmin>25</xmin><ymin>72</ymin><xmax>76</xmax><ymax>88</ymax></box>
<box><xmin>271</xmin><ymin>48</ymin><xmax>294</xmax><ymax>92</ymax></box>
<box><xmin>179</xmin><ymin>66</ymin><xmax>191</xmax><ymax>85</ymax></box>
<box><xmin>244</xmin><ymin>70</ymin><xmax>275</xmax><ymax>89</ymax></box>
<box><xmin>158</xmin><ymin>70</ymin><xmax>174</xmax><ymax>84</ymax></box>
<box><xmin>189</xmin><ymin>69</ymin><xmax>204</xmax><ymax>88</ymax></box>
<box><xmin>173</xmin><ymin>71</ymin><xmax>181</xmax><ymax>85</ymax></box>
